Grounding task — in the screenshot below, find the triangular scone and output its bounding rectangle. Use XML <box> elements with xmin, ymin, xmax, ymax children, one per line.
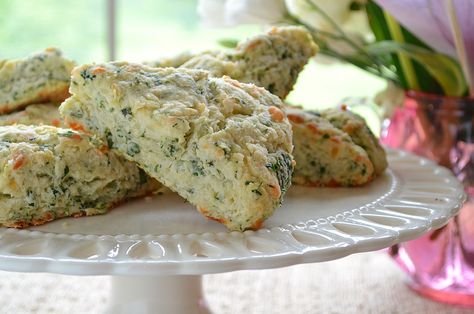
<box><xmin>321</xmin><ymin>107</ymin><xmax>388</xmax><ymax>176</ymax></box>
<box><xmin>60</xmin><ymin>63</ymin><xmax>294</xmax><ymax>231</ymax></box>
<box><xmin>0</xmin><ymin>48</ymin><xmax>75</xmax><ymax>113</ymax></box>
<box><xmin>147</xmin><ymin>51</ymin><xmax>196</xmax><ymax>68</ymax></box>
<box><xmin>286</xmin><ymin>107</ymin><xmax>374</xmax><ymax>186</ymax></box>
<box><xmin>0</xmin><ymin>103</ymin><xmax>64</xmax><ymax>127</ymax></box>
<box><xmin>147</xmin><ymin>26</ymin><xmax>318</xmax><ymax>99</ymax></box>
<box><xmin>0</xmin><ymin>125</ymin><xmax>160</xmax><ymax>228</ymax></box>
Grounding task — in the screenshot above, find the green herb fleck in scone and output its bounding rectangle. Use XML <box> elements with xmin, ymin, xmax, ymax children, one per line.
<box><xmin>147</xmin><ymin>26</ymin><xmax>318</xmax><ymax>99</ymax></box>
<box><xmin>286</xmin><ymin>107</ymin><xmax>374</xmax><ymax>187</ymax></box>
<box><xmin>0</xmin><ymin>48</ymin><xmax>75</xmax><ymax>114</ymax></box>
<box><xmin>0</xmin><ymin>103</ymin><xmax>64</xmax><ymax>127</ymax></box>
<box><xmin>0</xmin><ymin>125</ymin><xmax>160</xmax><ymax>228</ymax></box>
<box><xmin>321</xmin><ymin>106</ymin><xmax>388</xmax><ymax>176</ymax></box>
<box><xmin>60</xmin><ymin>62</ymin><xmax>294</xmax><ymax>231</ymax></box>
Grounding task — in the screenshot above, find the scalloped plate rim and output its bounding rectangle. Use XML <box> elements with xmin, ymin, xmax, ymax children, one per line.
<box><xmin>0</xmin><ymin>149</ymin><xmax>466</xmax><ymax>276</ymax></box>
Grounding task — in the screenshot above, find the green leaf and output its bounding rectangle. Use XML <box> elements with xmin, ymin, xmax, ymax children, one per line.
<box><xmin>398</xmin><ymin>28</ymin><xmax>443</xmax><ymax>94</ymax></box>
<box><xmin>367</xmin><ymin>41</ymin><xmax>466</xmax><ymax>96</ymax></box>
<box><xmin>383</xmin><ymin>12</ymin><xmax>420</xmax><ymax>90</ymax></box>
<box><xmin>365</xmin><ymin>1</ymin><xmax>443</xmax><ymax>94</ymax></box>
<box><xmin>366</xmin><ymin>0</ymin><xmax>409</xmax><ymax>89</ymax></box>
<box><xmin>217</xmin><ymin>39</ymin><xmax>238</xmax><ymax>49</ymax></box>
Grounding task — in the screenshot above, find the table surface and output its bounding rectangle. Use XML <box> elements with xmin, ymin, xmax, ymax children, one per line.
<box><xmin>0</xmin><ymin>251</ymin><xmax>471</xmax><ymax>314</ymax></box>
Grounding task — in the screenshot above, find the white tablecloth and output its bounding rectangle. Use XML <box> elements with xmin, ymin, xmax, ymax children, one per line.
<box><xmin>0</xmin><ymin>251</ymin><xmax>471</xmax><ymax>314</ymax></box>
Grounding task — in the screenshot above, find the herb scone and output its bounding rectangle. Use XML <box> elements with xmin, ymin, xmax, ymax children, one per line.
<box><xmin>0</xmin><ymin>103</ymin><xmax>64</xmax><ymax>127</ymax></box>
<box><xmin>0</xmin><ymin>125</ymin><xmax>160</xmax><ymax>228</ymax></box>
<box><xmin>286</xmin><ymin>107</ymin><xmax>374</xmax><ymax>186</ymax></box>
<box><xmin>60</xmin><ymin>63</ymin><xmax>294</xmax><ymax>231</ymax></box>
<box><xmin>148</xmin><ymin>26</ymin><xmax>318</xmax><ymax>99</ymax></box>
<box><xmin>0</xmin><ymin>48</ymin><xmax>75</xmax><ymax>114</ymax></box>
<box><xmin>147</xmin><ymin>51</ymin><xmax>195</xmax><ymax>68</ymax></box>
<box><xmin>321</xmin><ymin>107</ymin><xmax>388</xmax><ymax>175</ymax></box>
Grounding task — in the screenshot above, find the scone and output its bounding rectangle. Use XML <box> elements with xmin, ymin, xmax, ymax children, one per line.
<box><xmin>147</xmin><ymin>26</ymin><xmax>318</xmax><ymax>99</ymax></box>
<box><xmin>0</xmin><ymin>48</ymin><xmax>75</xmax><ymax>114</ymax></box>
<box><xmin>0</xmin><ymin>125</ymin><xmax>160</xmax><ymax>228</ymax></box>
<box><xmin>60</xmin><ymin>63</ymin><xmax>294</xmax><ymax>231</ymax></box>
<box><xmin>321</xmin><ymin>106</ymin><xmax>388</xmax><ymax>175</ymax></box>
<box><xmin>146</xmin><ymin>51</ymin><xmax>195</xmax><ymax>68</ymax></box>
<box><xmin>287</xmin><ymin>107</ymin><xmax>374</xmax><ymax>186</ymax></box>
<box><xmin>0</xmin><ymin>103</ymin><xmax>64</xmax><ymax>127</ymax></box>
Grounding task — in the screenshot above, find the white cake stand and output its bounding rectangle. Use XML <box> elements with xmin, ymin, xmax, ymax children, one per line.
<box><xmin>0</xmin><ymin>149</ymin><xmax>466</xmax><ymax>314</ymax></box>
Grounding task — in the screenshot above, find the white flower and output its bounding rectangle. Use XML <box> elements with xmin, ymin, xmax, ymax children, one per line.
<box><xmin>284</xmin><ymin>1</ymin><xmax>372</xmax><ymax>61</ymax></box>
<box><xmin>197</xmin><ymin>0</ymin><xmax>229</xmax><ymax>27</ymax></box>
<box><xmin>197</xmin><ymin>0</ymin><xmax>287</xmax><ymax>27</ymax></box>
<box><xmin>344</xmin><ymin>8</ymin><xmax>372</xmax><ymax>40</ymax></box>
<box><xmin>326</xmin><ymin>32</ymin><xmax>365</xmax><ymax>56</ymax></box>
<box><xmin>285</xmin><ymin>0</ymin><xmax>353</xmax><ymax>31</ymax></box>
<box><xmin>374</xmin><ymin>81</ymin><xmax>405</xmax><ymax>118</ymax></box>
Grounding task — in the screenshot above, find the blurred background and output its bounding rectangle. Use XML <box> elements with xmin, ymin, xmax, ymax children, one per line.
<box><xmin>0</xmin><ymin>2</ymin><xmax>472</xmax><ymax>312</ymax></box>
<box><xmin>0</xmin><ymin>0</ymin><xmax>384</xmax><ymax>118</ymax></box>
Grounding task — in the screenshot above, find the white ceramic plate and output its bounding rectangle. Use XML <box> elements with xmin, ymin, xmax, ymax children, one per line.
<box><xmin>0</xmin><ymin>149</ymin><xmax>466</xmax><ymax>276</ymax></box>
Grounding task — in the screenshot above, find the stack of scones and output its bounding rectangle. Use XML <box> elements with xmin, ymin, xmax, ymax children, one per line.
<box><xmin>0</xmin><ymin>27</ymin><xmax>387</xmax><ymax>231</ymax></box>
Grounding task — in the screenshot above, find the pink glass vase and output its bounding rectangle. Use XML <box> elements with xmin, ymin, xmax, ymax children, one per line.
<box><xmin>381</xmin><ymin>90</ymin><xmax>474</xmax><ymax>306</ymax></box>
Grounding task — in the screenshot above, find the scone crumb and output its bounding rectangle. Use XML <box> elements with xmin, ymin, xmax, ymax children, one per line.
<box><xmin>99</xmin><ymin>144</ymin><xmax>109</xmax><ymax>154</ymax></box>
<box><xmin>70</xmin><ymin>133</ymin><xmax>82</xmax><ymax>140</ymax></box>
<box><xmin>329</xmin><ymin>136</ymin><xmax>341</xmax><ymax>144</ymax></box>
<box><xmin>307</xmin><ymin>123</ymin><xmax>319</xmax><ymax>134</ymax></box>
<box><xmin>244</xmin><ymin>39</ymin><xmax>262</xmax><ymax>52</ymax></box>
<box><xmin>92</xmin><ymin>67</ymin><xmax>106</xmax><ymax>75</ymax></box>
<box><xmin>269</xmin><ymin>185</ymin><xmax>281</xmax><ymax>199</ymax></box>
<box><xmin>269</xmin><ymin>106</ymin><xmax>284</xmax><ymax>122</ymax></box>
<box><xmin>287</xmin><ymin>113</ymin><xmax>305</xmax><ymax>124</ymax></box>
<box><xmin>51</xmin><ymin>119</ymin><xmax>61</xmax><ymax>127</ymax></box>
<box><xmin>12</xmin><ymin>153</ymin><xmax>26</xmax><ymax>170</ymax></box>
<box><xmin>68</xmin><ymin>121</ymin><xmax>87</xmax><ymax>132</ymax></box>
<box><xmin>250</xmin><ymin>218</ymin><xmax>264</xmax><ymax>230</ymax></box>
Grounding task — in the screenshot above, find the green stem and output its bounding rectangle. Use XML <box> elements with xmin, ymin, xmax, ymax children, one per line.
<box><xmin>303</xmin><ymin>1</ymin><xmax>348</xmax><ymax>36</ymax></box>
<box><xmin>300</xmin><ymin>1</ymin><xmax>391</xmax><ymax>74</ymax></box>
<box><xmin>285</xmin><ymin>14</ymin><xmax>373</xmax><ymax>64</ymax></box>
<box><xmin>303</xmin><ymin>0</ymin><xmax>368</xmax><ymax>56</ymax></box>
<box><xmin>284</xmin><ymin>14</ymin><xmax>399</xmax><ymax>83</ymax></box>
<box><xmin>383</xmin><ymin>12</ymin><xmax>419</xmax><ymax>90</ymax></box>
<box><xmin>445</xmin><ymin>0</ymin><xmax>473</xmax><ymax>96</ymax></box>
<box><xmin>318</xmin><ymin>47</ymin><xmax>399</xmax><ymax>82</ymax></box>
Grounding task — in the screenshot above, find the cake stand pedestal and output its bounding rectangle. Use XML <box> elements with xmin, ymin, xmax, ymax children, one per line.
<box><xmin>108</xmin><ymin>275</ymin><xmax>209</xmax><ymax>314</ymax></box>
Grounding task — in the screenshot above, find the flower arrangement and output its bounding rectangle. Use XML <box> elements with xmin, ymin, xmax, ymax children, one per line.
<box><xmin>197</xmin><ymin>0</ymin><xmax>474</xmax><ymax>114</ymax></box>
<box><xmin>197</xmin><ymin>2</ymin><xmax>474</xmax><ymax>303</ymax></box>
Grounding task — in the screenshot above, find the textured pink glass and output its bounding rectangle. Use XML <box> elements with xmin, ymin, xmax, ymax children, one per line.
<box><xmin>381</xmin><ymin>91</ymin><xmax>474</xmax><ymax>306</ymax></box>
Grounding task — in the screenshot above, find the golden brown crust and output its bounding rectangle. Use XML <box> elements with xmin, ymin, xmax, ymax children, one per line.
<box><xmin>0</xmin><ymin>124</ymin><xmax>161</xmax><ymax>229</ymax></box>
<box><xmin>0</xmin><ymin>84</ymin><xmax>70</xmax><ymax>115</ymax></box>
<box><xmin>301</xmin><ymin>175</ymin><xmax>374</xmax><ymax>188</ymax></box>
<box><xmin>4</xmin><ymin>211</ymin><xmax>56</xmax><ymax>228</ymax></box>
<box><xmin>2</xmin><ymin>187</ymin><xmax>159</xmax><ymax>229</ymax></box>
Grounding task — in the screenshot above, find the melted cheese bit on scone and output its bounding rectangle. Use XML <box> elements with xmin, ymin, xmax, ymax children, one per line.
<box><xmin>147</xmin><ymin>26</ymin><xmax>318</xmax><ymax>99</ymax></box>
<box><xmin>286</xmin><ymin>107</ymin><xmax>374</xmax><ymax>187</ymax></box>
<box><xmin>60</xmin><ymin>63</ymin><xmax>294</xmax><ymax>231</ymax></box>
<box><xmin>0</xmin><ymin>125</ymin><xmax>160</xmax><ymax>228</ymax></box>
<box><xmin>0</xmin><ymin>48</ymin><xmax>75</xmax><ymax>113</ymax></box>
